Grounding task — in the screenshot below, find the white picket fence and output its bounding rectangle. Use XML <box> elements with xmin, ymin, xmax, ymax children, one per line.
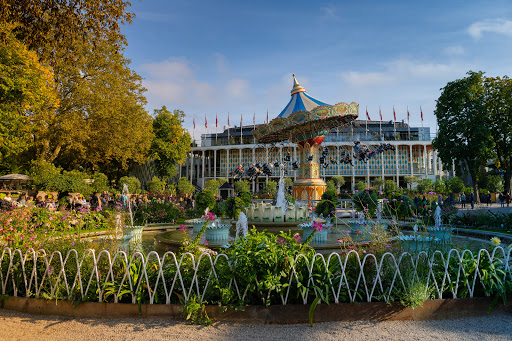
<box><xmin>1</xmin><ymin>247</ymin><xmax>511</xmax><ymax>305</ymax></box>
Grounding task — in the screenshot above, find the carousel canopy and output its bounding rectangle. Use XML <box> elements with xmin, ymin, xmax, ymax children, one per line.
<box><xmin>277</xmin><ymin>75</ymin><xmax>331</xmax><ymax>118</ymax></box>
<box><xmin>0</xmin><ymin>174</ymin><xmax>31</xmax><ymax>181</ymax></box>
<box><xmin>253</xmin><ymin>74</ymin><xmax>359</xmax><ymax>144</ymax></box>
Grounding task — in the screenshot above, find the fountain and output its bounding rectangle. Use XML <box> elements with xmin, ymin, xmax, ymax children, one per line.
<box><xmin>425</xmin><ymin>205</ymin><xmax>452</xmax><ymax>242</ymax></box>
<box><xmin>236</xmin><ymin>211</ymin><xmax>248</xmax><ymax>239</ymax></box>
<box><xmin>116</xmin><ymin>184</ymin><xmax>144</xmax><ymax>244</ymax></box>
<box><xmin>185</xmin><ymin>208</ymin><xmax>232</xmax><ymax>241</ymax></box>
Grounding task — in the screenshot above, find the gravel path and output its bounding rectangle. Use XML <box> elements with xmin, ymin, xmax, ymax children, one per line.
<box><xmin>1</xmin><ymin>309</ymin><xmax>512</xmax><ymax>341</ymax></box>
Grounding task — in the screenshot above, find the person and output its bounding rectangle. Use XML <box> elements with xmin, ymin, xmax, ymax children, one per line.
<box><xmin>17</xmin><ymin>194</ymin><xmax>26</xmax><ymax>206</ymax></box>
<box><xmin>506</xmin><ymin>193</ymin><xmax>511</xmax><ymax>208</ymax></box>
<box><xmin>3</xmin><ymin>193</ymin><xmax>12</xmax><ymax>202</ymax></box>
<box><xmin>486</xmin><ymin>191</ymin><xmax>492</xmax><ymax>207</ymax></box>
<box><xmin>35</xmin><ymin>196</ymin><xmax>44</xmax><ymax>206</ymax></box>
<box><xmin>460</xmin><ymin>192</ymin><xmax>466</xmax><ymax>208</ymax></box>
<box><xmin>414</xmin><ymin>195</ymin><xmax>420</xmax><ymax>208</ymax></box>
<box><xmin>469</xmin><ymin>192</ymin><xmax>475</xmax><ymax>209</ymax></box>
<box><xmin>499</xmin><ymin>193</ymin><xmax>505</xmax><ymax>208</ymax></box>
<box><xmin>26</xmin><ymin>196</ymin><xmax>34</xmax><ymax>207</ymax></box>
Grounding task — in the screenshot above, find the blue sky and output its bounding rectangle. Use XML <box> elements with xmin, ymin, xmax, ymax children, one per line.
<box><xmin>121</xmin><ymin>0</ymin><xmax>512</xmax><ymax>140</ymax></box>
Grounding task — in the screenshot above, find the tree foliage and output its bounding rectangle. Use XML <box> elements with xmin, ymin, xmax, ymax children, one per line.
<box><xmin>433</xmin><ymin>71</ymin><xmax>494</xmax><ymax>202</ymax></box>
<box><xmin>117</xmin><ymin>176</ymin><xmax>141</xmax><ymax>194</ymax></box>
<box><xmin>0</xmin><ymin>23</ymin><xmax>58</xmax><ymax>171</ymax></box>
<box><xmin>150</xmin><ymin>107</ymin><xmax>191</xmax><ymax>178</ymax></box>
<box><xmin>177</xmin><ymin>177</ymin><xmax>194</xmax><ymax>196</ymax></box>
<box><xmin>234</xmin><ymin>180</ymin><xmax>250</xmax><ymax>194</ymax></box>
<box><xmin>485</xmin><ymin>76</ymin><xmax>512</xmax><ymax>194</ymax></box>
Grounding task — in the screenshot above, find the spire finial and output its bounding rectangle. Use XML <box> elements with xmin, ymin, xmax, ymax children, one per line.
<box><xmin>291</xmin><ymin>74</ymin><xmax>305</xmax><ymax>95</ymax></box>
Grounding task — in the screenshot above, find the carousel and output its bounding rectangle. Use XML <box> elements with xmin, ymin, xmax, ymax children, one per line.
<box><xmin>253</xmin><ymin>75</ymin><xmax>359</xmax><ymax>202</ymax></box>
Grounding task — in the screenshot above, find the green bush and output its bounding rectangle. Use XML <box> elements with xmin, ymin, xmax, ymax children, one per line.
<box><xmin>226</xmin><ymin>196</ymin><xmax>244</xmax><ymax>219</ymax></box>
<box><xmin>315</xmin><ymin>199</ymin><xmax>335</xmax><ymax>218</ymax></box>
<box><xmin>353</xmin><ymin>190</ymin><xmax>378</xmax><ymax>213</ymax></box>
<box><xmin>147</xmin><ymin>176</ymin><xmax>166</xmax><ymax>192</ymax></box>
<box><xmin>321</xmin><ymin>189</ymin><xmax>337</xmax><ymax>202</ymax></box>
<box><xmin>195</xmin><ymin>190</ymin><xmax>216</xmax><ymax>213</ymax></box>
<box><xmin>234</xmin><ymin>179</ymin><xmax>250</xmax><ymax>194</ymax></box>
<box><xmin>118</xmin><ymin>176</ymin><xmax>141</xmax><ymax>194</ymax></box>
<box><xmin>238</xmin><ymin>192</ymin><xmax>252</xmax><ymax>208</ymax></box>
<box><xmin>384</xmin><ymin>180</ymin><xmax>398</xmax><ymax>193</ymax></box>
<box><xmin>486</xmin><ymin>175</ymin><xmax>504</xmax><ymax>193</ymax></box>
<box><xmin>263</xmin><ymin>180</ymin><xmax>277</xmax><ymax>197</ymax></box>
<box><xmin>416</xmin><ymin>178</ymin><xmax>434</xmax><ymax>194</ymax></box>
<box><xmin>446</xmin><ymin>177</ymin><xmax>465</xmax><ymax>194</ymax></box>
<box><xmin>326</xmin><ymin>180</ymin><xmax>336</xmax><ymax>192</ymax></box>
<box><xmin>204</xmin><ymin>179</ymin><xmax>220</xmax><ymax>194</ymax></box>
<box><xmin>177</xmin><ymin>177</ymin><xmax>194</xmax><ymax>196</ymax></box>
<box><xmin>90</xmin><ymin>172</ymin><xmax>109</xmax><ymax>193</ymax></box>
<box><xmin>355</xmin><ymin>181</ymin><xmax>367</xmax><ymax>191</ymax></box>
<box><xmin>212</xmin><ymin>200</ymin><xmax>228</xmax><ymax>218</ymax></box>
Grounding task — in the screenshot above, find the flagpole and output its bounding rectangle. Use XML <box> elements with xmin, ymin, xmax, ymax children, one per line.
<box><xmin>240</xmin><ymin>113</ymin><xmax>243</xmax><ymax>145</ymax></box>
<box><xmin>215</xmin><ymin>113</ymin><xmax>218</xmax><ymax>146</ymax></box>
<box><xmin>393</xmin><ymin>106</ymin><xmax>397</xmax><ymax>140</ymax></box>
<box><xmin>407</xmin><ymin>106</ymin><xmax>411</xmax><ymax>141</ymax></box>
<box><xmin>379</xmin><ymin>106</ymin><xmax>382</xmax><ymax>141</ymax></box>
<box><xmin>227</xmin><ymin>112</ymin><xmax>230</xmax><ymax>146</ymax></box>
<box><xmin>421</xmin><ymin>106</ymin><xmax>424</xmax><ymax>141</ymax></box>
<box><xmin>365</xmin><ymin>106</ymin><xmax>368</xmax><ymax>140</ymax></box>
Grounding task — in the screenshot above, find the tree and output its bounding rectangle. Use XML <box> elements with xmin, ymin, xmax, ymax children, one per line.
<box><xmin>326</xmin><ymin>180</ymin><xmax>336</xmax><ymax>192</ymax></box>
<box><xmin>284</xmin><ymin>177</ymin><xmax>294</xmax><ymax>188</ymax></box>
<box><xmin>404</xmin><ymin>176</ymin><xmax>417</xmax><ymax>190</ymax></box>
<box><xmin>177</xmin><ymin>177</ymin><xmax>194</xmax><ymax>196</ymax></box>
<box><xmin>384</xmin><ymin>180</ymin><xmax>398</xmax><ymax>193</ymax></box>
<box><xmin>485</xmin><ymin>76</ymin><xmax>512</xmax><ymax>194</ymax></box>
<box><xmin>1</xmin><ymin>1</ymin><xmax>153</xmax><ymax>177</ymax></box>
<box><xmin>150</xmin><ymin>107</ymin><xmax>191</xmax><ymax>178</ymax></box>
<box><xmin>373</xmin><ymin>177</ymin><xmax>385</xmax><ymax>189</ymax></box>
<box><xmin>433</xmin><ymin>71</ymin><xmax>494</xmax><ymax>202</ymax></box>
<box><xmin>263</xmin><ymin>181</ymin><xmax>277</xmax><ymax>197</ymax></box>
<box><xmin>416</xmin><ymin>178</ymin><xmax>434</xmax><ymax>194</ymax></box>
<box><xmin>147</xmin><ymin>176</ymin><xmax>166</xmax><ymax>192</ymax></box>
<box><xmin>485</xmin><ymin>175</ymin><xmax>504</xmax><ymax>193</ymax></box>
<box><xmin>355</xmin><ymin>181</ymin><xmax>367</xmax><ymax>191</ymax></box>
<box><xmin>204</xmin><ymin>179</ymin><xmax>220</xmax><ymax>195</ymax></box>
<box><xmin>331</xmin><ymin>175</ymin><xmax>345</xmax><ymax>192</ymax></box>
<box><xmin>118</xmin><ymin>176</ymin><xmax>141</xmax><ymax>194</ymax></box>
<box><xmin>0</xmin><ymin>23</ymin><xmax>58</xmax><ymax>171</ymax></box>
<box><xmin>234</xmin><ymin>180</ymin><xmax>250</xmax><ymax>194</ymax></box>
<box><xmin>434</xmin><ymin>179</ymin><xmax>447</xmax><ymax>194</ymax></box>
<box><xmin>445</xmin><ymin>177</ymin><xmax>465</xmax><ymax>194</ymax></box>
<box><xmin>195</xmin><ymin>190</ymin><xmax>216</xmax><ymax>213</ymax></box>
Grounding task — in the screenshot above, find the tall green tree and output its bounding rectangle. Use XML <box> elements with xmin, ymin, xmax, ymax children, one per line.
<box><xmin>0</xmin><ymin>23</ymin><xmax>58</xmax><ymax>172</ymax></box>
<box><xmin>150</xmin><ymin>107</ymin><xmax>191</xmax><ymax>178</ymax></box>
<box><xmin>485</xmin><ymin>76</ymin><xmax>512</xmax><ymax>194</ymax></box>
<box><xmin>433</xmin><ymin>71</ymin><xmax>494</xmax><ymax>202</ymax></box>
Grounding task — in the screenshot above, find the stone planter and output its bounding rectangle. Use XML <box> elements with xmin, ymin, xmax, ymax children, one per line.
<box><xmin>301</xmin><ymin>226</ymin><xmax>328</xmax><ymax>243</ymax></box>
<box><xmin>204</xmin><ymin>224</ymin><xmax>231</xmax><ymax>241</ymax></box>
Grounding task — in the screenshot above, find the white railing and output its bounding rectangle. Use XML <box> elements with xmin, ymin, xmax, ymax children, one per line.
<box><xmin>1</xmin><ymin>247</ymin><xmax>511</xmax><ymax>305</ymax></box>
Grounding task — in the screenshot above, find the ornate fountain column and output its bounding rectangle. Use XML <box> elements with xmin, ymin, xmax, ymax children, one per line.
<box><xmin>292</xmin><ymin>136</ymin><xmax>327</xmax><ymax>201</ymax></box>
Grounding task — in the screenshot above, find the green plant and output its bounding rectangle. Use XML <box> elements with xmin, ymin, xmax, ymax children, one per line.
<box><xmin>315</xmin><ymin>200</ymin><xmax>335</xmax><ymax>218</ymax></box>
<box><xmin>195</xmin><ymin>189</ymin><xmax>216</xmax><ymax>213</ymax></box>
<box><xmin>263</xmin><ymin>180</ymin><xmax>278</xmax><ymax>197</ymax></box>
<box><xmin>182</xmin><ymin>295</ymin><xmax>210</xmax><ymax>325</ymax></box>
<box><xmin>400</xmin><ymin>281</ymin><xmax>433</xmax><ymax>309</ymax></box>
<box><xmin>118</xmin><ymin>176</ymin><xmax>141</xmax><ymax>194</ymax></box>
<box><xmin>384</xmin><ymin>180</ymin><xmax>398</xmax><ymax>193</ymax></box>
<box><xmin>326</xmin><ymin>180</ymin><xmax>336</xmax><ymax>192</ymax></box>
<box><xmin>234</xmin><ymin>179</ymin><xmax>250</xmax><ymax>194</ymax></box>
<box><xmin>353</xmin><ymin>190</ymin><xmax>378</xmax><ymax>214</ymax></box>
<box><xmin>321</xmin><ymin>189</ymin><xmax>337</xmax><ymax>202</ymax></box>
<box><xmin>354</xmin><ymin>181</ymin><xmax>367</xmax><ymax>191</ymax></box>
<box><xmin>147</xmin><ymin>176</ymin><xmax>166</xmax><ymax>192</ymax></box>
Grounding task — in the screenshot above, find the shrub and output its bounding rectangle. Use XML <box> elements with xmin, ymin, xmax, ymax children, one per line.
<box><xmin>355</xmin><ymin>181</ymin><xmax>367</xmax><ymax>191</ymax></box>
<box><xmin>486</xmin><ymin>175</ymin><xmax>504</xmax><ymax>193</ymax></box>
<box><xmin>195</xmin><ymin>190</ymin><xmax>216</xmax><ymax>213</ymax></box>
<box><xmin>384</xmin><ymin>180</ymin><xmax>398</xmax><ymax>193</ymax></box>
<box><xmin>416</xmin><ymin>178</ymin><xmax>434</xmax><ymax>194</ymax></box>
<box><xmin>147</xmin><ymin>176</ymin><xmax>166</xmax><ymax>192</ymax></box>
<box><xmin>226</xmin><ymin>196</ymin><xmax>244</xmax><ymax>219</ymax></box>
<box><xmin>234</xmin><ymin>179</ymin><xmax>250</xmax><ymax>194</ymax></box>
<box><xmin>263</xmin><ymin>180</ymin><xmax>277</xmax><ymax>197</ymax></box>
<box><xmin>446</xmin><ymin>177</ymin><xmax>465</xmax><ymax>194</ymax></box>
<box><xmin>326</xmin><ymin>180</ymin><xmax>336</xmax><ymax>192</ymax></box>
<box><xmin>212</xmin><ymin>200</ymin><xmax>228</xmax><ymax>218</ymax></box>
<box><xmin>315</xmin><ymin>199</ymin><xmax>335</xmax><ymax>218</ymax></box>
<box><xmin>176</xmin><ymin>177</ymin><xmax>194</xmax><ymax>196</ymax></box>
<box><xmin>353</xmin><ymin>190</ymin><xmax>378</xmax><ymax>213</ymax></box>
<box><xmin>118</xmin><ymin>176</ymin><xmax>141</xmax><ymax>194</ymax></box>
<box><xmin>204</xmin><ymin>179</ymin><xmax>220</xmax><ymax>194</ymax></box>
<box><xmin>90</xmin><ymin>172</ymin><xmax>109</xmax><ymax>193</ymax></box>
<box><xmin>321</xmin><ymin>189</ymin><xmax>337</xmax><ymax>202</ymax></box>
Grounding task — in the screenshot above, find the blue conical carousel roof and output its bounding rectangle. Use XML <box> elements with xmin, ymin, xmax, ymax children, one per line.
<box><xmin>277</xmin><ymin>75</ymin><xmax>331</xmax><ymax>118</ymax></box>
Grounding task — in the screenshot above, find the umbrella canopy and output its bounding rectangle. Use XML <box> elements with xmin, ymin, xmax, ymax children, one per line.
<box><xmin>0</xmin><ymin>174</ymin><xmax>31</xmax><ymax>181</ymax></box>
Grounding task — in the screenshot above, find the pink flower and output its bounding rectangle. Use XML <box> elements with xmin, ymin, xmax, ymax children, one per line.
<box><xmin>278</xmin><ymin>237</ymin><xmax>285</xmax><ymax>244</ymax></box>
<box><xmin>312</xmin><ymin>221</ymin><xmax>324</xmax><ymax>232</ymax></box>
<box><xmin>293</xmin><ymin>234</ymin><xmax>301</xmax><ymax>243</ymax></box>
<box><xmin>204</xmin><ymin>212</ymin><xmax>216</xmax><ymax>222</ymax></box>
<box><xmin>179</xmin><ymin>224</ymin><xmax>188</xmax><ymax>232</ymax></box>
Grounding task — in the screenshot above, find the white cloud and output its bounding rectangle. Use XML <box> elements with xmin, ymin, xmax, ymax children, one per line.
<box><xmin>443</xmin><ymin>45</ymin><xmax>465</xmax><ymax>56</ymax></box>
<box><xmin>341</xmin><ymin>59</ymin><xmax>462</xmax><ymax>88</ymax></box>
<box><xmin>468</xmin><ymin>19</ymin><xmax>512</xmax><ymax>39</ymax></box>
<box><xmin>225</xmin><ymin>78</ymin><xmax>250</xmax><ymax>98</ymax></box>
<box><xmin>320</xmin><ymin>6</ymin><xmax>338</xmax><ymax>19</ymax></box>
